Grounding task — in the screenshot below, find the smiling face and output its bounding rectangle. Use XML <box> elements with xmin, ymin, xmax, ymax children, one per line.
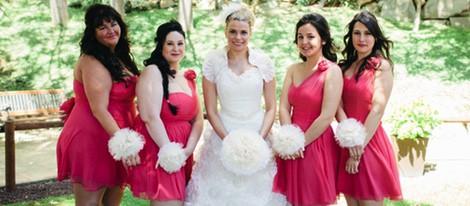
<box><xmin>352</xmin><ymin>22</ymin><xmax>375</xmax><ymax>57</ymax></box>
<box><xmin>225</xmin><ymin>20</ymin><xmax>251</xmax><ymax>52</ymax></box>
<box><xmin>95</xmin><ymin>19</ymin><xmax>120</xmax><ymax>51</ymax></box>
<box><xmin>296</xmin><ymin>23</ymin><xmax>324</xmax><ymax>60</ymax></box>
<box><xmin>162</xmin><ymin>31</ymin><xmax>186</xmax><ymax>68</ymax></box>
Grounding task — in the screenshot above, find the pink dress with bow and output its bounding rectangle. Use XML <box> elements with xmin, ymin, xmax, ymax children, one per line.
<box><xmin>57</xmin><ymin>76</ymin><xmax>138</xmax><ymax>191</ymax></box>
<box><xmin>127</xmin><ymin>70</ymin><xmax>199</xmax><ymax>201</ymax></box>
<box><xmin>336</xmin><ymin>58</ymin><xmax>402</xmax><ymax>200</ymax></box>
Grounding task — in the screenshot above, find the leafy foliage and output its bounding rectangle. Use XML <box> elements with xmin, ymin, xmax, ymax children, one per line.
<box><xmin>0</xmin><ymin>49</ymin><xmax>33</xmax><ymax>91</ymax></box>
<box><xmin>295</xmin><ymin>0</ymin><xmax>357</xmax><ymax>7</ymax></box>
<box><xmin>389</xmin><ymin>99</ymin><xmax>442</xmax><ymax>140</ymax></box>
<box><xmin>296</xmin><ymin>0</ymin><xmax>313</xmax><ymax>6</ymax></box>
<box><xmin>0</xmin><ymin>0</ymin><xmax>468</xmax><ymax>95</ymax></box>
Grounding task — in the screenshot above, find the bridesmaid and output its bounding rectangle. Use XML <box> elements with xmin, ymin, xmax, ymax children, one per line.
<box><xmin>273</xmin><ymin>13</ymin><xmax>342</xmax><ymax>206</ymax></box>
<box><xmin>56</xmin><ymin>4</ymin><xmax>139</xmax><ymax>206</ymax></box>
<box><xmin>336</xmin><ymin>10</ymin><xmax>402</xmax><ymax>206</ymax></box>
<box><xmin>126</xmin><ymin>20</ymin><xmax>204</xmax><ymax>206</ymax></box>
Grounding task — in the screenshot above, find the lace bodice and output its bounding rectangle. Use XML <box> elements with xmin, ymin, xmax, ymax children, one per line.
<box><xmin>203</xmin><ymin>47</ymin><xmax>275</xmax><ymax>132</ymax></box>
<box><xmin>219</xmin><ymin>68</ymin><xmax>264</xmax><ymax>118</ymax></box>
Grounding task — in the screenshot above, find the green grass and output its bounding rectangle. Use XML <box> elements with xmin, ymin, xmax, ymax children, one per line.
<box><xmin>1</xmin><ymin>0</ymin><xmax>468</xmax><ymax>94</ymax></box>
<box><xmin>4</xmin><ymin>188</ymin><xmax>432</xmax><ymax>206</ymax></box>
<box><xmin>384</xmin><ymin>198</ymin><xmax>432</xmax><ymax>206</ymax></box>
<box><xmin>4</xmin><ymin>188</ymin><xmax>148</xmax><ymax>206</ymax></box>
<box><xmin>5</xmin><ymin>195</ymin><xmax>75</xmax><ymax>206</ymax></box>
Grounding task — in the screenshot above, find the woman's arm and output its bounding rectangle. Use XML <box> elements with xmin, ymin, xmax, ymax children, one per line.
<box><xmin>304</xmin><ymin>64</ymin><xmax>343</xmax><ymax>145</ymax></box>
<box><xmin>335</xmin><ymin>99</ymin><xmax>347</xmax><ymax>122</ymax></box>
<box><xmin>259</xmin><ymin>78</ymin><xmax>277</xmax><ymax>138</ymax></box>
<box><xmin>184</xmin><ymin>87</ymin><xmax>204</xmax><ymax>156</ymax></box>
<box><xmin>202</xmin><ymin>77</ymin><xmax>227</xmax><ymax>139</ymax></box>
<box><xmin>136</xmin><ymin>65</ymin><xmax>170</xmax><ymax>147</ymax></box>
<box><xmin>278</xmin><ymin>66</ymin><xmax>294</xmax><ymax>125</ymax></box>
<box><xmin>362</xmin><ymin>59</ymin><xmax>394</xmax><ymax>147</ymax></box>
<box><xmin>79</xmin><ymin>55</ymin><xmax>120</xmax><ymax>136</ymax></box>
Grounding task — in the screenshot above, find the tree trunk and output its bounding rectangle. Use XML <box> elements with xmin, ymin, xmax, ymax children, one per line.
<box><xmin>250</xmin><ymin>0</ymin><xmax>259</xmax><ymax>13</ymax></box>
<box><xmin>110</xmin><ymin>0</ymin><xmax>126</xmax><ymax>18</ymax></box>
<box><xmin>50</xmin><ymin>0</ymin><xmax>68</xmax><ymax>26</ymax></box>
<box><xmin>178</xmin><ymin>0</ymin><xmax>193</xmax><ymax>32</ymax></box>
<box><xmin>412</xmin><ymin>0</ymin><xmax>426</xmax><ymax>33</ymax></box>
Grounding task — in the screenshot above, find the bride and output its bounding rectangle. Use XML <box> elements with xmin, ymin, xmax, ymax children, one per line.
<box><xmin>185</xmin><ymin>3</ymin><xmax>285</xmax><ymax>206</ymax></box>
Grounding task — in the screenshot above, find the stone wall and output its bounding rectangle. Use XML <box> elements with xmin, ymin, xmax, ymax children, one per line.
<box><xmin>160</xmin><ymin>0</ymin><xmax>175</xmax><ymax>9</ymax></box>
<box><xmin>364</xmin><ymin>0</ymin><xmax>470</xmax><ymax>29</ymax></box>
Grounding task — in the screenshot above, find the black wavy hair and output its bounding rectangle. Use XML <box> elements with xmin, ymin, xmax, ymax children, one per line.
<box><xmin>294</xmin><ymin>13</ymin><xmax>338</xmax><ymax>62</ymax></box>
<box><xmin>143</xmin><ymin>19</ymin><xmax>185</xmax><ymax>116</ymax></box>
<box><xmin>339</xmin><ymin>10</ymin><xmax>394</xmax><ymax>81</ymax></box>
<box><xmin>79</xmin><ymin>4</ymin><xmax>139</xmax><ymax>82</ymax></box>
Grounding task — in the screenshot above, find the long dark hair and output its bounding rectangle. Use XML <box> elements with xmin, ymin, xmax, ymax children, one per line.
<box><xmin>80</xmin><ymin>4</ymin><xmax>139</xmax><ymax>82</ymax></box>
<box><xmin>144</xmin><ymin>20</ymin><xmax>185</xmax><ymax>116</ymax></box>
<box><xmin>294</xmin><ymin>13</ymin><xmax>338</xmax><ymax>62</ymax></box>
<box><xmin>339</xmin><ymin>11</ymin><xmax>393</xmax><ymax>81</ymax></box>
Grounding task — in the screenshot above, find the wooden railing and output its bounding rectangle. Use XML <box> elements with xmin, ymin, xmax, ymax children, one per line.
<box><xmin>1</xmin><ymin>89</ymin><xmax>66</xmax><ymax>191</ymax></box>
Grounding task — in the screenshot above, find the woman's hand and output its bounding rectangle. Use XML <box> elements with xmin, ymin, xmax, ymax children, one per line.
<box><xmin>345</xmin><ymin>157</ymin><xmax>360</xmax><ymax>174</ymax></box>
<box><xmin>123</xmin><ymin>154</ymin><xmax>141</xmax><ymax>167</ymax></box>
<box><xmin>183</xmin><ymin>147</ymin><xmax>192</xmax><ymax>160</ymax></box>
<box><xmin>349</xmin><ymin>145</ymin><xmax>364</xmax><ymax>161</ymax></box>
<box><xmin>280</xmin><ymin>148</ymin><xmax>304</xmax><ymax>160</ymax></box>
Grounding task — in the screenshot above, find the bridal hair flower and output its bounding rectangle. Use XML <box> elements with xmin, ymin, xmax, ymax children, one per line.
<box><xmin>214</xmin><ymin>2</ymin><xmax>254</xmax><ymax>26</ymax></box>
<box><xmin>335</xmin><ymin>118</ymin><xmax>366</xmax><ymax>148</ymax></box>
<box><xmin>215</xmin><ymin>2</ymin><xmax>243</xmax><ymax>24</ymax></box>
<box><xmin>220</xmin><ymin>129</ymin><xmax>271</xmax><ymax>176</ymax></box>
<box><xmin>108</xmin><ymin>128</ymin><xmax>145</xmax><ymax>160</ymax></box>
<box><xmin>156</xmin><ymin>142</ymin><xmax>187</xmax><ymax>173</ymax></box>
<box><xmin>271</xmin><ymin>124</ymin><xmax>305</xmax><ymax>156</ymax></box>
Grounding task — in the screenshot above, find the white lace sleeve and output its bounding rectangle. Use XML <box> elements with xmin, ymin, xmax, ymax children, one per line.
<box><xmin>250</xmin><ymin>49</ymin><xmax>275</xmax><ymax>82</ymax></box>
<box><xmin>202</xmin><ymin>49</ymin><xmax>225</xmax><ymax>83</ymax></box>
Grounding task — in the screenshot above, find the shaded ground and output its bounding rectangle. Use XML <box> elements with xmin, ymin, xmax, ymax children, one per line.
<box><xmin>0</xmin><ymin>178</ymin><xmax>72</xmax><ymax>205</ymax></box>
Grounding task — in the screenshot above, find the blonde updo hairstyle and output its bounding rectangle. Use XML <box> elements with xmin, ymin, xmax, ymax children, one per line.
<box><xmin>224</xmin><ymin>4</ymin><xmax>256</xmax><ymax>30</ymax></box>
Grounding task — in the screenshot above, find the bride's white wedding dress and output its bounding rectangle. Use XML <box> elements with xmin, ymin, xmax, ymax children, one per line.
<box><xmin>185</xmin><ymin>47</ymin><xmax>286</xmax><ymax>206</ymax></box>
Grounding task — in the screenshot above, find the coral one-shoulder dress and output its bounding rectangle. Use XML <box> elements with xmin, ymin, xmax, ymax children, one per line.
<box><xmin>57</xmin><ymin>76</ymin><xmax>137</xmax><ymax>191</ymax></box>
<box><xmin>273</xmin><ymin>60</ymin><xmax>340</xmax><ymax>206</ymax></box>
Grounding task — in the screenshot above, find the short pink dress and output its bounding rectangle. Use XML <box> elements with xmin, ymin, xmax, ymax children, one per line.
<box><xmin>336</xmin><ymin>59</ymin><xmax>402</xmax><ymax>200</ymax></box>
<box><xmin>57</xmin><ymin>76</ymin><xmax>138</xmax><ymax>191</ymax></box>
<box><xmin>273</xmin><ymin>60</ymin><xmax>341</xmax><ymax>206</ymax></box>
<box><xmin>127</xmin><ymin>70</ymin><xmax>198</xmax><ymax>201</ymax></box>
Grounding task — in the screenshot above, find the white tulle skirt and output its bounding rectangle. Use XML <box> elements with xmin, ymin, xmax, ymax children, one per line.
<box><xmin>185</xmin><ymin>121</ymin><xmax>286</xmax><ymax>206</ymax></box>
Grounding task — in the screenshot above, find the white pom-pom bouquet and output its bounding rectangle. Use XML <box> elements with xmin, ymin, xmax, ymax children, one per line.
<box><xmin>335</xmin><ymin>118</ymin><xmax>366</xmax><ymax>148</ymax></box>
<box><xmin>220</xmin><ymin>129</ymin><xmax>272</xmax><ymax>176</ymax></box>
<box><xmin>271</xmin><ymin>124</ymin><xmax>305</xmax><ymax>156</ymax></box>
<box><xmin>156</xmin><ymin>142</ymin><xmax>187</xmax><ymax>174</ymax></box>
<box><xmin>108</xmin><ymin>128</ymin><xmax>145</xmax><ymax>160</ymax></box>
